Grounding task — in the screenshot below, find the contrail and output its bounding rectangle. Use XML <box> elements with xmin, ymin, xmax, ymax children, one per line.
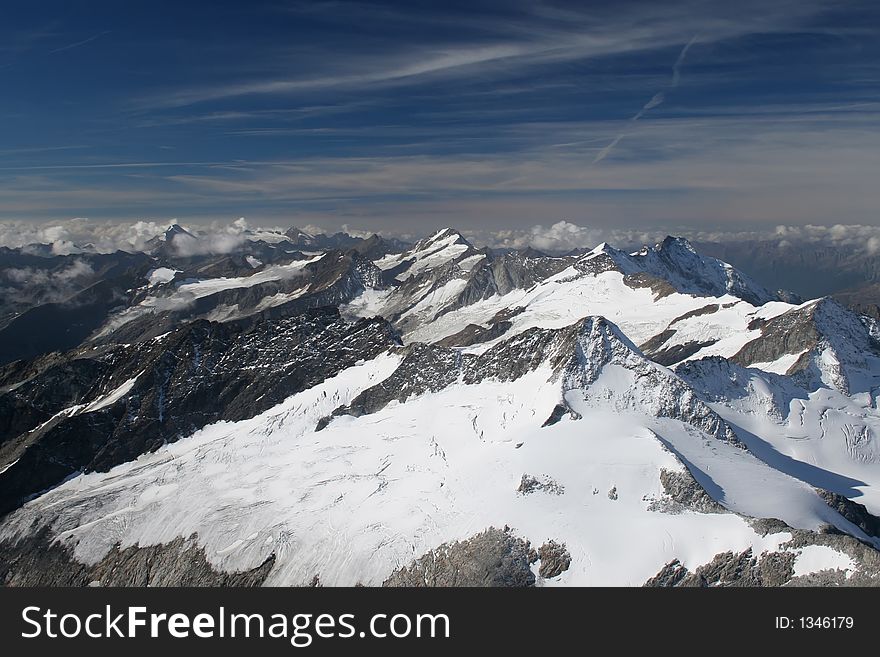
<box><xmin>672</xmin><ymin>36</ymin><xmax>698</xmax><ymax>87</ymax></box>
<box><xmin>48</xmin><ymin>31</ymin><xmax>110</xmax><ymax>55</ymax></box>
<box><xmin>593</xmin><ymin>36</ymin><xmax>697</xmax><ymax>164</ymax></box>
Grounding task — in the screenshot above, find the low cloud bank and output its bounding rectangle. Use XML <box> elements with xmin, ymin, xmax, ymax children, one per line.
<box><xmin>471</xmin><ymin>222</ymin><xmax>880</xmax><ymax>254</ymax></box>
<box><xmin>4</xmin><ymin>218</ymin><xmax>880</xmax><ymax>256</ymax></box>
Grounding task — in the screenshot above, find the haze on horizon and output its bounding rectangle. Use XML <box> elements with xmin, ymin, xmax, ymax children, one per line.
<box><xmin>1</xmin><ymin>0</ymin><xmax>879</xmax><ymax>236</ymax></box>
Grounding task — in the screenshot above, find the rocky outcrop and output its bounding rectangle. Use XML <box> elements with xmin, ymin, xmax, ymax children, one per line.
<box><xmin>0</xmin><ymin>529</ymin><xmax>274</xmax><ymax>587</ymax></box>
<box><xmin>579</xmin><ymin>238</ymin><xmax>777</xmax><ymax>305</ymax></box>
<box><xmin>656</xmin><ymin>468</ymin><xmax>727</xmax><ymax>514</ymax></box>
<box><xmin>622</xmin><ymin>272</ymin><xmax>677</xmax><ymax>299</ymax></box>
<box><xmin>435</xmin><ymin>320</ymin><xmax>512</xmax><ymax>348</ymax></box>
<box><xmin>383</xmin><ymin>527</ymin><xmax>537</xmax><ymax>587</ymax></box>
<box><xmin>517</xmin><ymin>474</ymin><xmax>564</xmax><ymax>496</ymax></box>
<box><xmin>732</xmin><ymin>298</ymin><xmax>878</xmax><ymax>393</ymax></box>
<box><xmin>0</xmin><ymin>307</ymin><xmax>401</xmax><ymax>516</ymax></box>
<box><xmin>645</xmin><ymin>549</ymin><xmax>796</xmax><ymax>587</ymax></box>
<box><xmin>645</xmin><ymin>526</ymin><xmax>880</xmax><ymax>587</ymax></box>
<box><xmin>102</xmin><ymin>250</ymin><xmax>387</xmax><ymax>344</ymax></box>
<box><xmin>671</xmin><ymin>304</ymin><xmax>721</xmax><ymax>324</ymax></box>
<box><xmin>320</xmin><ymin>316</ymin><xmax>742</xmax><ymax>447</ymax></box>
<box><xmin>675</xmin><ymin>355</ymin><xmax>803</xmax><ymax>421</ymax></box>
<box><xmin>817</xmin><ymin>489</ymin><xmax>880</xmax><ymax>539</ymax></box>
<box><xmin>537</xmin><ymin>541</ymin><xmax>571</xmax><ymax>579</ymax></box>
<box><xmin>647</xmin><ymin>340</ymin><xmax>717</xmax><ymax>367</ymax></box>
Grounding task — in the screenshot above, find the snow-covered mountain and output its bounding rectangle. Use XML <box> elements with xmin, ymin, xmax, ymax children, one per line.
<box><xmin>1</xmin><ymin>226</ymin><xmax>879</xmax><ymax>587</ymax></box>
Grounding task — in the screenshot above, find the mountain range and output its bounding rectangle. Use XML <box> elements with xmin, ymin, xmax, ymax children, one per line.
<box><xmin>1</xmin><ymin>224</ymin><xmax>879</xmax><ymax>587</ymax></box>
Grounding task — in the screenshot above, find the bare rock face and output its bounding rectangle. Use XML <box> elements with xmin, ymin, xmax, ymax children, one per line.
<box><xmin>537</xmin><ymin>541</ymin><xmax>571</xmax><ymax>579</ymax></box>
<box><xmin>644</xmin><ymin>560</ymin><xmax>690</xmax><ymax>587</ymax></box>
<box><xmin>622</xmin><ymin>272</ymin><xmax>677</xmax><ymax>299</ymax></box>
<box><xmin>657</xmin><ymin>468</ymin><xmax>727</xmax><ymax>514</ymax></box>
<box><xmin>644</xmin><ymin>526</ymin><xmax>880</xmax><ymax>587</ymax></box>
<box><xmin>0</xmin><ymin>307</ymin><xmax>401</xmax><ymax>516</ymax></box>
<box><xmin>732</xmin><ymin>298</ymin><xmax>878</xmax><ymax>393</ymax></box>
<box><xmin>517</xmin><ymin>474</ymin><xmax>564</xmax><ymax>496</ymax></box>
<box><xmin>645</xmin><ymin>549</ymin><xmax>795</xmax><ymax>587</ymax></box>
<box><xmin>817</xmin><ymin>489</ymin><xmax>880</xmax><ymax>539</ymax></box>
<box><xmin>383</xmin><ymin>527</ymin><xmax>537</xmax><ymax>587</ymax></box>
<box><xmin>322</xmin><ymin>315</ymin><xmax>743</xmax><ymax>448</ymax></box>
<box><xmin>435</xmin><ymin>320</ymin><xmax>512</xmax><ymax>348</ymax></box>
<box><xmin>0</xmin><ymin>529</ymin><xmax>274</xmax><ymax>587</ymax></box>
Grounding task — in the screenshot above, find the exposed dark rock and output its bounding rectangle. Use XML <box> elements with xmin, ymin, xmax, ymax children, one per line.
<box><xmin>681</xmin><ymin>549</ymin><xmax>772</xmax><ymax>587</ymax></box>
<box><xmin>0</xmin><ymin>357</ymin><xmax>113</xmax><ymax>448</ymax></box>
<box><xmin>541</xmin><ymin>402</ymin><xmax>581</xmax><ymax>427</ymax></box>
<box><xmin>436</xmin><ymin>320</ymin><xmax>512</xmax><ymax>348</ymax></box>
<box><xmin>671</xmin><ymin>304</ymin><xmax>720</xmax><ymax>325</ymax></box>
<box><xmin>733</xmin><ymin>306</ymin><xmax>821</xmax><ymax>368</ymax></box>
<box><xmin>645</xmin><ymin>526</ymin><xmax>880</xmax><ymax>587</ymax></box>
<box><xmin>517</xmin><ymin>474</ymin><xmax>564</xmax><ymax>496</ymax></box>
<box><xmin>490</xmin><ymin>306</ymin><xmax>526</xmax><ymax>324</ymax></box>
<box><xmin>749</xmin><ymin>517</ymin><xmax>793</xmax><ymax>536</ymax></box>
<box><xmin>386</xmin><ymin>245</ymin><xmax>571</xmax><ymax>335</ymax></box>
<box><xmin>101</xmin><ymin>250</ymin><xmax>385</xmax><ymax>345</ymax></box>
<box><xmin>0</xmin><ymin>307</ymin><xmax>401</xmax><ymax>516</ymax></box>
<box><xmin>623</xmin><ymin>272</ymin><xmax>677</xmax><ymax>299</ymax></box>
<box><xmin>817</xmin><ymin>489</ymin><xmax>880</xmax><ymax>539</ymax></box>
<box><xmin>654</xmin><ymin>468</ymin><xmax>727</xmax><ymax>514</ymax></box>
<box><xmin>644</xmin><ymin>560</ymin><xmax>689</xmax><ymax>587</ymax></box>
<box><xmin>0</xmin><ymin>529</ymin><xmax>274</xmax><ymax>587</ymax></box>
<box><xmin>639</xmin><ymin>328</ymin><xmax>676</xmax><ymax>354</ymax></box>
<box><xmin>537</xmin><ymin>540</ymin><xmax>571</xmax><ymax>579</ymax></box>
<box><xmin>731</xmin><ymin>298</ymin><xmax>877</xmax><ymax>393</ymax></box>
<box><xmin>0</xmin><ymin>250</ymin><xmax>154</xmax><ymax>365</ymax></box>
<box><xmin>382</xmin><ymin>527</ymin><xmax>537</xmax><ymax>587</ymax></box>
<box><xmin>322</xmin><ymin>316</ymin><xmax>742</xmax><ymax>447</ymax></box>
<box><xmin>649</xmin><ymin>340</ymin><xmax>717</xmax><ymax>366</ymax></box>
<box><xmin>0</xmin><ymin>272</ymin><xmax>151</xmax><ymax>367</ymax></box>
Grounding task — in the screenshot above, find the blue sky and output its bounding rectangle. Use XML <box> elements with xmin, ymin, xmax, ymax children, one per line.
<box><xmin>1</xmin><ymin>0</ymin><xmax>879</xmax><ymax>235</ymax></box>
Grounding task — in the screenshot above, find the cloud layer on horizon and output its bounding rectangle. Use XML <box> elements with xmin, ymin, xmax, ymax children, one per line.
<box><xmin>5</xmin><ymin>218</ymin><xmax>880</xmax><ymax>257</ymax></box>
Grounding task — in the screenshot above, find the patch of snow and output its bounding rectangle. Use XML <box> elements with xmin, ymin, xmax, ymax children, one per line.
<box><xmin>457</xmin><ymin>254</ymin><xmax>485</xmax><ymax>272</ymax></box>
<box><xmin>82</xmin><ymin>375</ymin><xmax>141</xmax><ymax>413</ymax></box>
<box><xmin>146</xmin><ymin>268</ymin><xmax>178</xmax><ymax>286</ymax></box>
<box><xmin>173</xmin><ymin>255</ymin><xmax>320</xmax><ymax>301</ymax></box>
<box><xmin>750</xmin><ymin>351</ymin><xmax>807</xmax><ymax>375</ymax></box>
<box><xmin>340</xmin><ymin>288</ymin><xmax>394</xmax><ymax>320</ymax></box>
<box><xmin>0</xmin><ymin>459</ymin><xmax>19</xmax><ymax>475</ymax></box>
<box><xmin>2</xmin><ymin>351</ymin><xmax>859</xmax><ymax>587</ymax></box>
<box><xmin>792</xmin><ymin>545</ymin><xmax>855</xmax><ymax>578</ymax></box>
<box><xmin>375</xmin><ymin>231</ymin><xmax>470</xmax><ymax>281</ymax></box>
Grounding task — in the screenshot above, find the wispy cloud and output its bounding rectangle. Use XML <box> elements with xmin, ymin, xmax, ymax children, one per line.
<box><xmin>2</xmin><ymin>106</ymin><xmax>877</xmax><ymax>227</ymax></box>
<box><xmin>48</xmin><ymin>31</ymin><xmax>110</xmax><ymax>55</ymax></box>
<box><xmin>472</xmin><ymin>221</ymin><xmax>880</xmax><ymax>257</ymax></box>
<box><xmin>0</xmin><ymin>145</ymin><xmax>90</xmax><ymax>157</ymax></box>
<box><xmin>593</xmin><ymin>36</ymin><xmax>698</xmax><ymax>163</ymax></box>
<box><xmin>672</xmin><ymin>35</ymin><xmax>698</xmax><ymax>86</ymax></box>
<box><xmin>133</xmin><ymin>1</ymin><xmax>827</xmax><ymax>110</ymax></box>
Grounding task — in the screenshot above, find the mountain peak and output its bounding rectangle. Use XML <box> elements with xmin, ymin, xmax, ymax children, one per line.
<box><xmin>284</xmin><ymin>226</ymin><xmax>314</xmax><ymax>242</ymax></box>
<box><xmin>163</xmin><ymin>224</ymin><xmax>195</xmax><ymax>242</ymax></box>
<box><xmin>732</xmin><ymin>296</ymin><xmax>878</xmax><ymax>393</ymax></box>
<box><xmin>423</xmin><ymin>227</ymin><xmax>470</xmax><ymax>246</ymax></box>
<box><xmin>657</xmin><ymin>235</ymin><xmax>697</xmax><ymax>254</ymax></box>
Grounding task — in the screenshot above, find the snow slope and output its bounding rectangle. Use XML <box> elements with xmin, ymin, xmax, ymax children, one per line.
<box><xmin>2</xmin><ymin>317</ymin><xmax>871</xmax><ymax>586</ymax></box>
<box><xmin>2</xmin><ymin>230</ymin><xmax>879</xmax><ymax>588</ymax></box>
<box><xmin>374</xmin><ymin>228</ymin><xmax>472</xmax><ymax>281</ymax></box>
